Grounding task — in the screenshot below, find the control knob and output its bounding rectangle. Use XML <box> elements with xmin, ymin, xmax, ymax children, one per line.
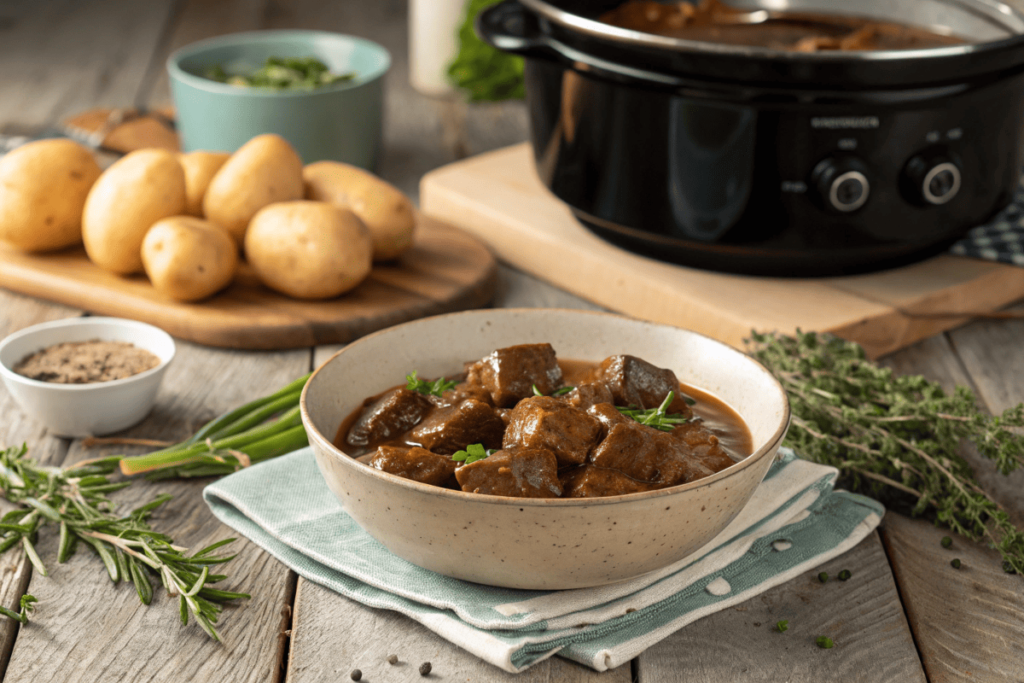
<box><xmin>812</xmin><ymin>157</ymin><xmax>871</xmax><ymax>213</ymax></box>
<box><xmin>903</xmin><ymin>150</ymin><xmax>962</xmax><ymax>206</ymax></box>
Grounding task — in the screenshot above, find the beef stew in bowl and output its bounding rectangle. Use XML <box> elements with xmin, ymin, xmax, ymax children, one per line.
<box><xmin>300</xmin><ymin>309</ymin><xmax>789</xmax><ymax>589</ymax></box>
<box><xmin>339</xmin><ymin>344</ymin><xmax>752</xmax><ymax>498</ymax></box>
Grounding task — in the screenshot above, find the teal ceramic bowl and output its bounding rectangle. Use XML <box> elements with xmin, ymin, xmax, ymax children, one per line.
<box><xmin>168</xmin><ymin>30</ymin><xmax>390</xmax><ymax>168</ymax></box>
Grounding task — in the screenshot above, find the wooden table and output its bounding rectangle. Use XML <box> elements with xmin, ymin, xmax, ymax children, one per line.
<box><xmin>1</xmin><ymin>2</ymin><xmax>1022</xmax><ymax>681</ymax></box>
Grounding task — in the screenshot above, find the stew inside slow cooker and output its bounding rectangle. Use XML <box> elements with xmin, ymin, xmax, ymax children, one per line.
<box><xmin>336</xmin><ymin>343</ymin><xmax>752</xmax><ymax>498</ymax></box>
<box><xmin>599</xmin><ymin>0</ymin><xmax>965</xmax><ymax>52</ymax></box>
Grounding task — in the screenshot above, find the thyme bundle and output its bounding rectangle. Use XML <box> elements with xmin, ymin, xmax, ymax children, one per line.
<box><xmin>748</xmin><ymin>330</ymin><xmax>1024</xmax><ymax>573</ymax></box>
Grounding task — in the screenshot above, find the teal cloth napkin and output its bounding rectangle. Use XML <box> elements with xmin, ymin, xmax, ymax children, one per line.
<box><xmin>203</xmin><ymin>447</ymin><xmax>883</xmax><ymax>673</ymax></box>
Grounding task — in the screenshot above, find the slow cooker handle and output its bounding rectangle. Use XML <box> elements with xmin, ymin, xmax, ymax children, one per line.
<box><xmin>476</xmin><ymin>0</ymin><xmax>552</xmax><ymax>56</ymax></box>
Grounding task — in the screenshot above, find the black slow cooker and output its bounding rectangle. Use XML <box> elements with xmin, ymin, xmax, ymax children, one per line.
<box><xmin>478</xmin><ymin>0</ymin><xmax>1024</xmax><ymax>275</ymax></box>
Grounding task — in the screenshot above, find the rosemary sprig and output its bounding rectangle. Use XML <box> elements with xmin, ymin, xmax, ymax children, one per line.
<box><xmin>748</xmin><ymin>330</ymin><xmax>1024</xmax><ymax>573</ymax></box>
<box><xmin>406</xmin><ymin>371</ymin><xmax>458</xmax><ymax>398</ymax></box>
<box><xmin>0</xmin><ymin>444</ymin><xmax>247</xmax><ymax>639</ymax></box>
<box><xmin>0</xmin><ymin>594</ymin><xmax>36</xmax><ymax>624</ymax></box>
<box><xmin>616</xmin><ymin>391</ymin><xmax>691</xmax><ymax>432</ymax></box>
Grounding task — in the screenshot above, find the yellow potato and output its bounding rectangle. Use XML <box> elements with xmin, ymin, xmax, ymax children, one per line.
<box><xmin>82</xmin><ymin>149</ymin><xmax>186</xmax><ymax>275</ymax></box>
<box><xmin>244</xmin><ymin>201</ymin><xmax>372</xmax><ymax>300</ymax></box>
<box><xmin>179</xmin><ymin>150</ymin><xmax>230</xmax><ymax>217</ymax></box>
<box><xmin>0</xmin><ymin>139</ymin><xmax>101</xmax><ymax>252</ymax></box>
<box><xmin>203</xmin><ymin>134</ymin><xmax>304</xmax><ymax>244</ymax></box>
<box><xmin>303</xmin><ymin>161</ymin><xmax>415</xmax><ymax>261</ymax></box>
<box><xmin>142</xmin><ymin>216</ymin><xmax>238</xmax><ymax>302</ymax></box>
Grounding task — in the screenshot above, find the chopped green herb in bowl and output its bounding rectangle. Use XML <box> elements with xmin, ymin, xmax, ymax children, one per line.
<box><xmin>204</xmin><ymin>56</ymin><xmax>356</xmax><ymax>91</ymax></box>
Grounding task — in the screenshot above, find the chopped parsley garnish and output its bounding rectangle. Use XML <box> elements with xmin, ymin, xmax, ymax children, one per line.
<box><xmin>532</xmin><ymin>384</ymin><xmax>574</xmax><ymax>397</ymax></box>
<box><xmin>451</xmin><ymin>443</ymin><xmax>494</xmax><ymax>464</ymax></box>
<box><xmin>816</xmin><ymin>636</ymin><xmax>834</xmax><ymax>649</ymax></box>
<box><xmin>616</xmin><ymin>391</ymin><xmax>690</xmax><ymax>432</ymax></box>
<box><xmin>406</xmin><ymin>371</ymin><xmax>458</xmax><ymax>398</ymax></box>
<box><xmin>775</xmin><ymin>620</ymin><xmax>789</xmax><ymax>633</ymax></box>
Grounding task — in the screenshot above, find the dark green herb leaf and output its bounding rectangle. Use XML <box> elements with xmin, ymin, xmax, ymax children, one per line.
<box><xmin>817</xmin><ymin>572</ymin><xmax>828</xmax><ymax>583</ymax></box>
<box><xmin>838</xmin><ymin>569</ymin><xmax>851</xmax><ymax>581</ymax></box>
<box><xmin>406</xmin><ymin>371</ymin><xmax>458</xmax><ymax>398</ymax></box>
<box><xmin>816</xmin><ymin>636</ymin><xmax>834</xmax><ymax>649</ymax></box>
<box><xmin>0</xmin><ymin>594</ymin><xmax>36</xmax><ymax>624</ymax></box>
<box><xmin>951</xmin><ymin>558</ymin><xmax>962</xmax><ymax>569</ymax></box>
<box><xmin>941</xmin><ymin>536</ymin><xmax>952</xmax><ymax>549</ymax></box>
<box><xmin>616</xmin><ymin>392</ymin><xmax>690</xmax><ymax>432</ymax></box>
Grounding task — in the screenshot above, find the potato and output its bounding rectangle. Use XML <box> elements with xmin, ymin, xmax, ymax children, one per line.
<box><xmin>303</xmin><ymin>161</ymin><xmax>415</xmax><ymax>261</ymax></box>
<box><xmin>179</xmin><ymin>150</ymin><xmax>229</xmax><ymax>217</ymax></box>
<box><xmin>0</xmin><ymin>139</ymin><xmax>101</xmax><ymax>252</ymax></box>
<box><xmin>244</xmin><ymin>201</ymin><xmax>372</xmax><ymax>300</ymax></box>
<box><xmin>142</xmin><ymin>217</ymin><xmax>238</xmax><ymax>302</ymax></box>
<box><xmin>82</xmin><ymin>149</ymin><xmax>186</xmax><ymax>275</ymax></box>
<box><xmin>203</xmin><ymin>134</ymin><xmax>304</xmax><ymax>244</ymax></box>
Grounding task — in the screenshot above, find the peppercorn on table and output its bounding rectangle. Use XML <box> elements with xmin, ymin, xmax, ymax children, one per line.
<box><xmin>0</xmin><ymin>1</ymin><xmax>1022</xmax><ymax>682</ymax></box>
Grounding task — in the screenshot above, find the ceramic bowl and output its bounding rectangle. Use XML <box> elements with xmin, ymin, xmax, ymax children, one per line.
<box><xmin>301</xmin><ymin>309</ymin><xmax>790</xmax><ymax>590</ymax></box>
<box><xmin>168</xmin><ymin>30</ymin><xmax>390</xmax><ymax>167</ymax></box>
<box><xmin>0</xmin><ymin>317</ymin><xmax>175</xmax><ymax>438</ymax></box>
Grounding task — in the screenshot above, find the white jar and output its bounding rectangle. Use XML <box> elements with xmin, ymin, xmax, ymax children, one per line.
<box><xmin>409</xmin><ymin>0</ymin><xmax>467</xmax><ymax>96</ymax></box>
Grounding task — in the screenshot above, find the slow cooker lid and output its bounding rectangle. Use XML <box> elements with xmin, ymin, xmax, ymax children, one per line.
<box><xmin>512</xmin><ymin>0</ymin><xmax>1024</xmax><ymax>87</ymax></box>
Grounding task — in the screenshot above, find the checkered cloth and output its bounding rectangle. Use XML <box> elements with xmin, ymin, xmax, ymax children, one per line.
<box><xmin>950</xmin><ymin>178</ymin><xmax>1024</xmax><ymax>267</ymax></box>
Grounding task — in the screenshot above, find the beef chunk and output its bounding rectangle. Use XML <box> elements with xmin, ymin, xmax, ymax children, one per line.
<box><xmin>590</xmin><ymin>421</ymin><xmax>714</xmax><ymax>486</ymax></box>
<box><xmin>587</xmin><ymin>402</ymin><xmax>632</xmax><ymax>430</ymax></box>
<box><xmin>347</xmin><ymin>388</ymin><xmax>434</xmax><ymax>449</ymax></box>
<box><xmin>671</xmin><ymin>421</ymin><xmax>736</xmax><ymax>473</ymax></box>
<box><xmin>369</xmin><ymin>445</ymin><xmax>457</xmax><ymax>486</ymax></box>
<box><xmin>435</xmin><ymin>382</ymin><xmax>494</xmax><ymax>408</ymax></box>
<box><xmin>455</xmin><ymin>447</ymin><xmax>561</xmax><ymax>497</ymax></box>
<box><xmin>465</xmin><ymin>343</ymin><xmax>563</xmax><ymax>408</ymax></box>
<box><xmin>564</xmin><ymin>382</ymin><xmax>614</xmax><ymax>411</ymax></box>
<box><xmin>408</xmin><ymin>398</ymin><xmax>505</xmax><ymax>455</ymax></box>
<box><xmin>561</xmin><ymin>465</ymin><xmax>654</xmax><ymax>498</ymax></box>
<box><xmin>592</xmin><ymin>355</ymin><xmax>692</xmax><ymax>416</ymax></box>
<box><xmin>503</xmin><ymin>396</ymin><xmax>602</xmax><ymax>467</ymax></box>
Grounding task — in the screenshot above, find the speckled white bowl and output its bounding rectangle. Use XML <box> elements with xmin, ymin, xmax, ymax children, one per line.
<box><xmin>0</xmin><ymin>317</ymin><xmax>175</xmax><ymax>437</ymax></box>
<box><xmin>301</xmin><ymin>309</ymin><xmax>789</xmax><ymax>589</ymax></box>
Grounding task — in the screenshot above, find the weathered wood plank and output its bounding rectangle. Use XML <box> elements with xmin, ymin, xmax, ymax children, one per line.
<box><xmin>880</xmin><ymin>514</ymin><xmax>1024</xmax><ymax>683</ymax></box>
<box><xmin>287</xmin><ymin>578</ymin><xmax>632</xmax><ymax>683</ymax></box>
<box><xmin>0</xmin><ymin>291</ymin><xmax>83</xmax><ymax>679</ymax></box>
<box><xmin>876</xmin><ymin>332</ymin><xmax>1024</xmax><ymax>683</ymax></box>
<box><xmin>634</xmin><ymin>532</ymin><xmax>925</xmax><ymax>683</ymax></box>
<box><xmin>2</xmin><ymin>342</ymin><xmax>310</xmax><ymax>682</ymax></box>
<box><xmin>0</xmin><ymin>0</ymin><xmax>176</xmax><ymax>130</ymax></box>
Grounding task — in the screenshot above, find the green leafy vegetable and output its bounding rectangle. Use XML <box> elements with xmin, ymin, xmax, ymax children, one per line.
<box><xmin>748</xmin><ymin>330</ymin><xmax>1024</xmax><ymax>574</ymax></box>
<box><xmin>406</xmin><ymin>371</ymin><xmax>458</xmax><ymax>398</ymax></box>
<box><xmin>616</xmin><ymin>391</ymin><xmax>690</xmax><ymax>432</ymax></box>
<box><xmin>204</xmin><ymin>56</ymin><xmax>355</xmax><ymax>91</ymax></box>
<box><xmin>0</xmin><ymin>445</ymin><xmax>247</xmax><ymax>640</ymax></box>
<box><xmin>447</xmin><ymin>0</ymin><xmax>525</xmax><ymax>101</ymax></box>
<box><xmin>452</xmin><ymin>443</ymin><xmax>494</xmax><ymax>465</ymax></box>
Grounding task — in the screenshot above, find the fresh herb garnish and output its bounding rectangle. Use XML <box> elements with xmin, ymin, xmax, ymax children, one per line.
<box><xmin>837</xmin><ymin>569</ymin><xmax>852</xmax><ymax>581</ymax></box>
<box><xmin>0</xmin><ymin>444</ymin><xmax>247</xmax><ymax>640</ymax></box>
<box><xmin>0</xmin><ymin>594</ymin><xmax>36</xmax><ymax>624</ymax></box>
<box><xmin>204</xmin><ymin>56</ymin><xmax>355</xmax><ymax>90</ymax></box>
<box><xmin>748</xmin><ymin>330</ymin><xmax>1024</xmax><ymax>575</ymax></box>
<box><xmin>451</xmin><ymin>443</ymin><xmax>494</xmax><ymax>465</ymax></box>
<box><xmin>616</xmin><ymin>391</ymin><xmax>690</xmax><ymax>432</ymax></box>
<box><xmin>817</xmin><ymin>572</ymin><xmax>828</xmax><ymax>583</ymax></box>
<box><xmin>447</xmin><ymin>0</ymin><xmax>525</xmax><ymax>101</ymax></box>
<box><xmin>775</xmin><ymin>619</ymin><xmax>789</xmax><ymax>633</ymax></box>
<box><xmin>531</xmin><ymin>384</ymin><xmax>574</xmax><ymax>397</ymax></box>
<box><xmin>816</xmin><ymin>636</ymin><xmax>834</xmax><ymax>649</ymax></box>
<box><xmin>406</xmin><ymin>371</ymin><xmax>458</xmax><ymax>398</ymax></box>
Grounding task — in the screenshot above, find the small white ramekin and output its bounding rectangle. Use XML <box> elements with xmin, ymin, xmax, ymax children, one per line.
<box><xmin>0</xmin><ymin>317</ymin><xmax>176</xmax><ymax>437</ymax></box>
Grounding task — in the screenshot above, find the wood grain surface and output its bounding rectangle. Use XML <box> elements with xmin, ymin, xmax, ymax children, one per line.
<box><xmin>635</xmin><ymin>532</ymin><xmax>926</xmax><ymax>683</ymax></box>
<box><xmin>0</xmin><ymin>216</ymin><xmax>497</xmax><ymax>350</ymax></box>
<box><xmin>420</xmin><ymin>144</ymin><xmax>1024</xmax><ymax>359</ymax></box>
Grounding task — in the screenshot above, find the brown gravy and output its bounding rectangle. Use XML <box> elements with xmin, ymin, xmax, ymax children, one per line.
<box><xmin>335</xmin><ymin>358</ymin><xmax>752</xmax><ymax>462</ymax></box>
<box><xmin>599</xmin><ymin>0</ymin><xmax>964</xmax><ymax>52</ymax></box>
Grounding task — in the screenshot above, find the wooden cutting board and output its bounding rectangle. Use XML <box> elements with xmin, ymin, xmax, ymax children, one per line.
<box><xmin>420</xmin><ymin>144</ymin><xmax>1024</xmax><ymax>358</ymax></box>
<box><xmin>0</xmin><ymin>215</ymin><xmax>496</xmax><ymax>349</ymax></box>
